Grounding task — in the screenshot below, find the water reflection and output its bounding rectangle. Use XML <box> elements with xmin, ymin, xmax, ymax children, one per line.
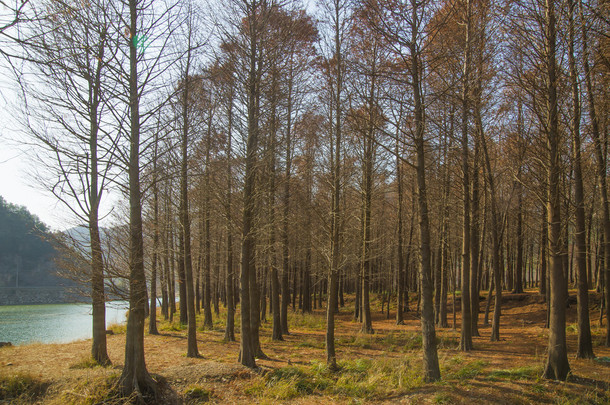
<box><xmin>0</xmin><ymin>301</ymin><xmax>128</xmax><ymax>345</ymax></box>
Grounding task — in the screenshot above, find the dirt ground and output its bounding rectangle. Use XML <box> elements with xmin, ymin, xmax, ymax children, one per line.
<box><xmin>0</xmin><ymin>289</ymin><xmax>608</xmax><ymax>404</ymax></box>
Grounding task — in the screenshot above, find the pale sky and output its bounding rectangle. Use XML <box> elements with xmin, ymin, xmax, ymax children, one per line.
<box><xmin>0</xmin><ymin>90</ymin><xmax>75</xmax><ymax>231</ymax></box>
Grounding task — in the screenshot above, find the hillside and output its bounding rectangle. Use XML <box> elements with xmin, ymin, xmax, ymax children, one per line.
<box><xmin>0</xmin><ymin>196</ymin><xmax>61</xmax><ymax>289</ymax></box>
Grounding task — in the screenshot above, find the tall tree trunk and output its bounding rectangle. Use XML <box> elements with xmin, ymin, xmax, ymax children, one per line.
<box><xmin>281</xmin><ymin>256</ymin><xmax>290</xmax><ymax>335</ymax></box>
<box><xmin>120</xmin><ymin>0</ymin><xmax>156</xmax><ymax>396</ymax></box>
<box><xmin>438</xmin><ymin>112</ymin><xmax>453</xmax><ymax>329</ymax></box>
<box><xmin>249</xmin><ymin>40</ymin><xmax>266</xmax><ymax>361</ymax></box>
<box><xmin>160</xmin><ymin>224</ymin><xmax>169</xmax><ymax>320</ymax></box>
<box><xmin>203</xmin><ymin>113</ymin><xmax>213</xmax><ymax>330</ymax></box>
<box><xmin>580</xmin><ymin>0</ymin><xmax>610</xmax><ymax>346</ymax></box>
<box><xmin>396</xmin><ymin>134</ymin><xmax>405</xmax><ymax>325</ymax></box>
<box><xmin>179</xmin><ymin>63</ymin><xmax>199</xmax><ymax>358</ymax></box>
<box><xmin>543</xmin><ymin>0</ymin><xmax>570</xmax><ymax>379</ymax></box>
<box><xmin>459</xmin><ymin>0</ymin><xmax>473</xmax><ymax>351</ymax></box>
<box><xmin>360</xmin><ymin>120</ymin><xmax>374</xmax><ymax>334</ymax></box>
<box><xmin>570</xmin><ymin>0</ymin><xmax>594</xmax><ymax>358</ymax></box>
<box><xmin>168</xmin><ymin>209</ymin><xmax>177</xmax><ymax>322</ymax></box>
<box><xmin>238</xmin><ymin>0</ymin><xmax>260</xmax><ymax>369</ymax></box>
<box><xmin>410</xmin><ymin>0</ymin><xmax>440</xmax><ymax>380</ymax></box>
<box><xmin>513</xmin><ymin>95</ymin><xmax>525</xmax><ymax>296</ymax></box>
<box><xmin>540</xmin><ymin>209</ymin><xmax>548</xmax><ymax>299</ymax></box>
<box><xmin>513</xmin><ymin>182</ymin><xmax>524</xmax><ymax>294</ymax></box>
<box><xmin>480</xmin><ymin>107</ymin><xmax>502</xmax><ymax>342</ymax></box>
<box><xmin>148</xmin><ymin>134</ymin><xmax>160</xmax><ymax>336</ymax></box>
<box><xmin>224</xmin><ymin>84</ymin><xmax>236</xmax><ymax>342</ymax></box>
<box><xmin>88</xmin><ymin>41</ymin><xmax>110</xmax><ymax>366</ymax></box>
<box><xmin>326</xmin><ymin>0</ymin><xmax>343</xmax><ymax>371</ymax></box>
<box><xmin>281</xmin><ymin>59</ymin><xmax>294</xmax><ymax>335</ymax></box>
<box><xmin>268</xmin><ymin>71</ymin><xmax>282</xmax><ymax>341</ymax></box>
<box><xmin>177</xmin><ymin>231</ymin><xmax>187</xmax><ymax>324</ymax></box>
<box><xmin>470</xmin><ymin>135</ymin><xmax>481</xmax><ymax>337</ymax></box>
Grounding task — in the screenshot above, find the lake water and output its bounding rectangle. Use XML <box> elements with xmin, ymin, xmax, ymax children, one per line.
<box><xmin>0</xmin><ymin>302</ymin><xmax>128</xmax><ymax>345</ymax></box>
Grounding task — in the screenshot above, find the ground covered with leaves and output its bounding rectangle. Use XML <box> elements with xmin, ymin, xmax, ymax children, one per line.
<box><xmin>0</xmin><ymin>290</ymin><xmax>608</xmax><ymax>404</ymax></box>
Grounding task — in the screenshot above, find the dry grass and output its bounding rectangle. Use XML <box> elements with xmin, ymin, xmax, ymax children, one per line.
<box><xmin>0</xmin><ymin>289</ymin><xmax>608</xmax><ymax>404</ymax></box>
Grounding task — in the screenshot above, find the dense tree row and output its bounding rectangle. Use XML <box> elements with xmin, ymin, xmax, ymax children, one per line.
<box><xmin>3</xmin><ymin>0</ymin><xmax>608</xmax><ymax>398</ymax></box>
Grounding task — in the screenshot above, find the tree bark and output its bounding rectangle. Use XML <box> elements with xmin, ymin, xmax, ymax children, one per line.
<box><xmin>178</xmin><ymin>53</ymin><xmax>199</xmax><ymax>358</ymax></box>
<box><xmin>203</xmin><ymin>109</ymin><xmax>213</xmax><ymax>331</ymax></box>
<box><xmin>570</xmin><ymin>0</ymin><xmax>593</xmax><ymax>358</ymax></box>
<box><xmin>237</xmin><ymin>0</ymin><xmax>261</xmax><ymax>369</ymax></box>
<box><xmin>459</xmin><ymin>0</ymin><xmax>473</xmax><ymax>351</ymax></box>
<box><xmin>580</xmin><ymin>0</ymin><xmax>610</xmax><ymax>347</ymax></box>
<box><xmin>543</xmin><ymin>0</ymin><xmax>570</xmax><ymax>379</ymax></box>
<box><xmin>410</xmin><ymin>0</ymin><xmax>440</xmax><ymax>380</ymax></box>
<box><xmin>224</xmin><ymin>77</ymin><xmax>236</xmax><ymax>342</ymax></box>
<box><xmin>120</xmin><ymin>0</ymin><xmax>157</xmax><ymax>396</ymax></box>
<box><xmin>148</xmin><ymin>133</ymin><xmax>160</xmax><ymax>336</ymax></box>
<box><xmin>396</xmin><ymin>134</ymin><xmax>405</xmax><ymax>325</ymax></box>
<box><xmin>88</xmin><ymin>49</ymin><xmax>110</xmax><ymax>364</ymax></box>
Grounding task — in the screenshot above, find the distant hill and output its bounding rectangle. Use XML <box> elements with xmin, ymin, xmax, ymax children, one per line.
<box><xmin>0</xmin><ymin>196</ymin><xmax>64</xmax><ymax>288</ymax></box>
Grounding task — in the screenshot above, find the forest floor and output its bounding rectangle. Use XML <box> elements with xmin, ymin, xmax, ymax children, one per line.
<box><xmin>0</xmin><ymin>289</ymin><xmax>608</xmax><ymax>404</ymax></box>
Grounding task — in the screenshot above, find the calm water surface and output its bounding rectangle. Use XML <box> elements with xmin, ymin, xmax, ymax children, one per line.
<box><xmin>0</xmin><ymin>302</ymin><xmax>128</xmax><ymax>345</ymax></box>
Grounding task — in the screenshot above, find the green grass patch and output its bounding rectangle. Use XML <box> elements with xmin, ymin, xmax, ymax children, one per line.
<box><xmin>0</xmin><ymin>373</ymin><xmax>48</xmax><ymax>401</ymax></box>
<box><xmin>446</xmin><ymin>359</ymin><xmax>489</xmax><ymax>380</ymax></box>
<box><xmin>69</xmin><ymin>356</ymin><xmax>108</xmax><ymax>370</ymax></box>
<box><xmin>487</xmin><ymin>365</ymin><xmax>543</xmax><ymax>381</ymax></box>
<box><xmin>246</xmin><ymin>357</ymin><xmax>424</xmax><ymax>401</ymax></box>
<box><xmin>530</xmin><ymin>383</ymin><xmax>546</xmax><ymax>394</ymax></box>
<box><xmin>161</xmin><ymin>321</ymin><xmax>185</xmax><ymax>332</ymax></box>
<box><xmin>338</xmin><ymin>331</ymin><xmax>457</xmax><ymax>352</ymax></box>
<box><xmin>288</xmin><ymin>313</ymin><xmax>326</xmax><ymax>330</ymax></box>
<box><xmin>296</xmin><ymin>339</ymin><xmax>325</xmax><ymax>349</ymax></box>
<box><xmin>434</xmin><ymin>392</ymin><xmax>454</xmax><ymax>404</ymax></box>
<box><xmin>184</xmin><ymin>385</ymin><xmax>212</xmax><ymax>401</ymax></box>
<box><xmin>106</xmin><ymin>323</ymin><xmax>126</xmax><ymax>334</ymax></box>
<box><xmin>246</xmin><ymin>366</ymin><xmax>331</xmax><ymax>400</ymax></box>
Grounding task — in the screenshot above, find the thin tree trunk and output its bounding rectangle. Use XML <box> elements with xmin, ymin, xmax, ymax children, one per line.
<box><xmin>202</xmin><ymin>108</ymin><xmax>213</xmax><ymax>331</ymax></box>
<box><xmin>470</xmin><ymin>135</ymin><xmax>481</xmax><ymax>337</ymax></box>
<box><xmin>459</xmin><ymin>0</ymin><xmax>473</xmax><ymax>351</ymax></box>
<box><xmin>87</xmin><ymin>38</ymin><xmax>110</xmax><ymax>366</ymax></box>
<box><xmin>396</xmin><ymin>133</ymin><xmax>405</xmax><ymax>325</ymax></box>
<box><xmin>326</xmin><ymin>0</ymin><xmax>343</xmax><ymax>371</ymax></box>
<box><xmin>224</xmin><ymin>86</ymin><xmax>235</xmax><ymax>342</ymax></box>
<box><xmin>281</xmin><ymin>57</ymin><xmax>294</xmax><ymax>335</ymax></box>
<box><xmin>480</xmin><ymin>105</ymin><xmax>502</xmax><ymax>342</ymax></box>
<box><xmin>179</xmin><ymin>61</ymin><xmax>199</xmax><ymax>358</ymax></box>
<box><xmin>148</xmin><ymin>134</ymin><xmax>160</xmax><ymax>336</ymax></box>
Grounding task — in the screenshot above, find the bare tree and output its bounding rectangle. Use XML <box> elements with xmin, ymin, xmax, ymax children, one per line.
<box><xmin>569</xmin><ymin>0</ymin><xmax>594</xmax><ymax>359</ymax></box>
<box><xmin>18</xmin><ymin>0</ymin><xmax>121</xmax><ymax>366</ymax></box>
<box><xmin>542</xmin><ymin>0</ymin><xmax>570</xmax><ymax>380</ymax></box>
